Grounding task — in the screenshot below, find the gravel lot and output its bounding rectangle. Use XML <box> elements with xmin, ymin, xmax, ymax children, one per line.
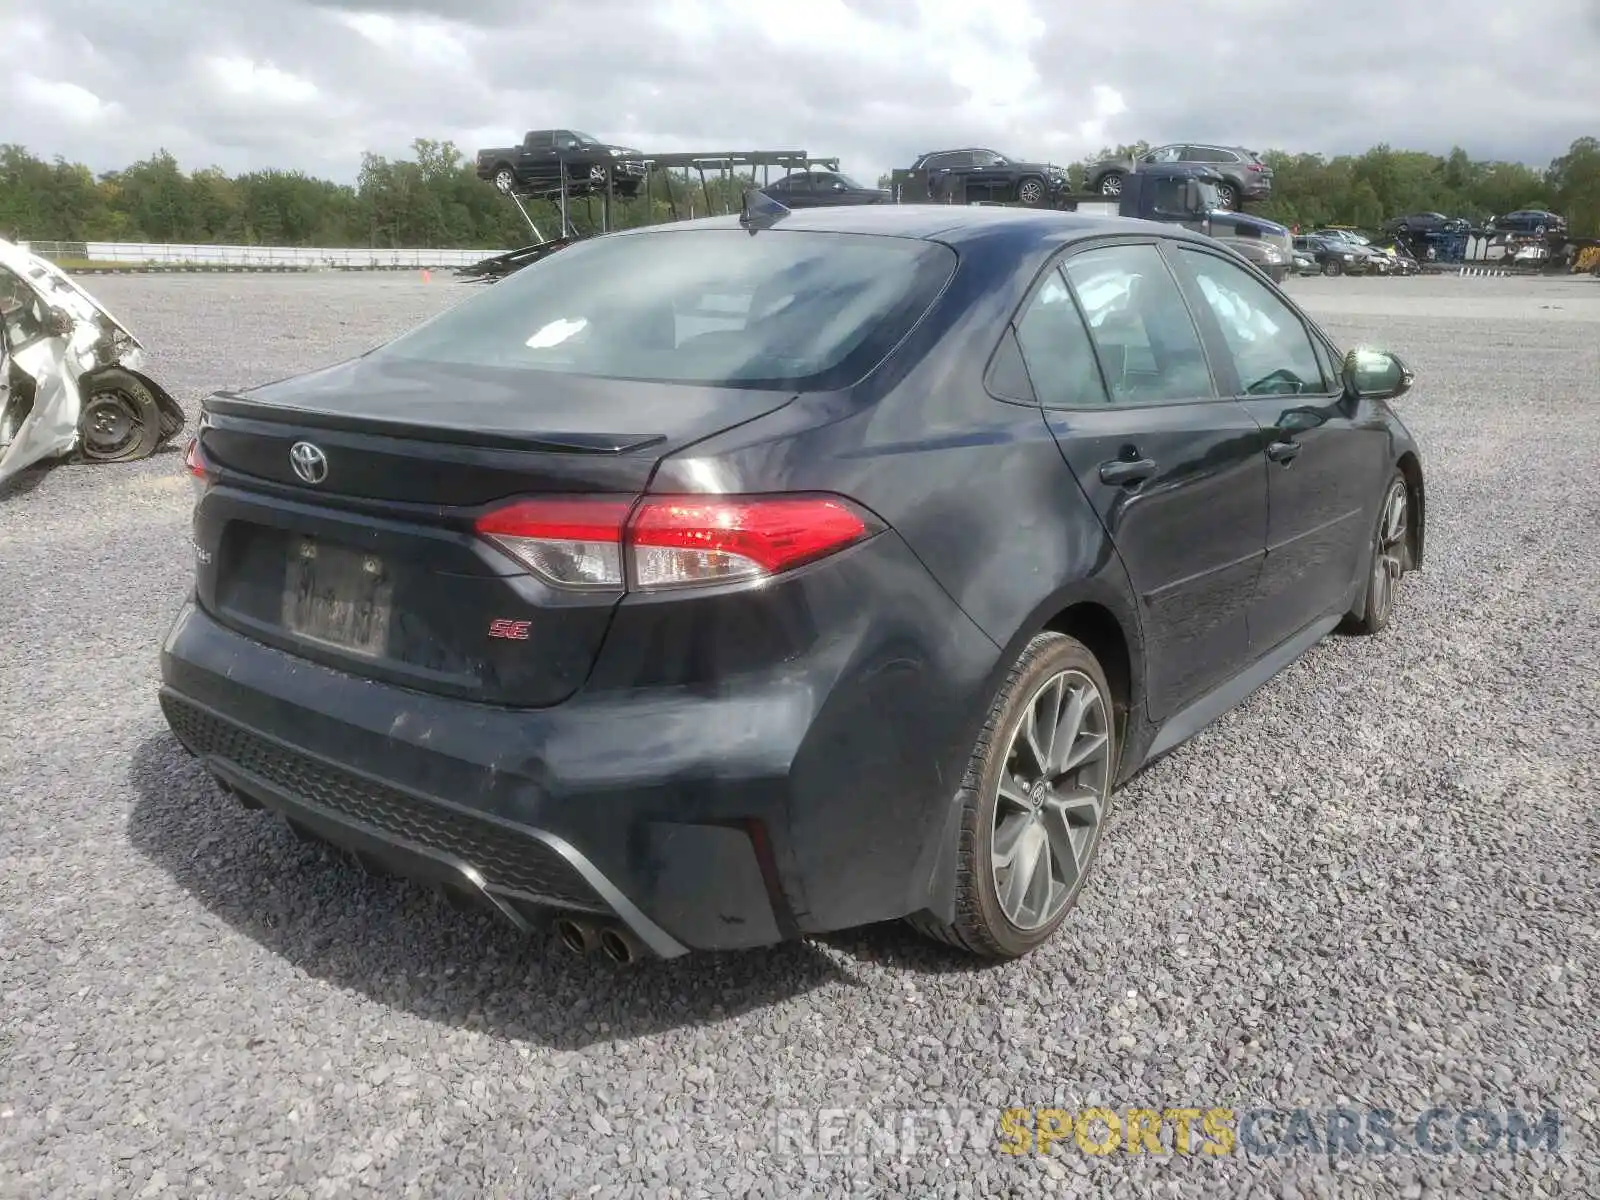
<box><xmin>2</xmin><ymin>270</ymin><xmax>1597</xmax><ymax>1198</ymax></box>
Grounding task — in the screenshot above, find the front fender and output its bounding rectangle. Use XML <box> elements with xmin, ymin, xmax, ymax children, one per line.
<box><xmin>81</xmin><ymin>364</ymin><xmax>187</xmax><ymax>444</ymax></box>
<box><xmin>125</xmin><ymin>367</ymin><xmax>187</xmax><ymax>441</ymax></box>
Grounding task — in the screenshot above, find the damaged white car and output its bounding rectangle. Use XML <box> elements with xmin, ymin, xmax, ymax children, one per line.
<box><xmin>0</xmin><ymin>238</ymin><xmax>184</xmax><ymax>489</ymax></box>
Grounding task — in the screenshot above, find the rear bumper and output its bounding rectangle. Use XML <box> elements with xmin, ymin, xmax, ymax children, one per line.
<box><xmin>157</xmin><ymin>531</ymin><xmax>1002</xmax><ymax>954</ymax></box>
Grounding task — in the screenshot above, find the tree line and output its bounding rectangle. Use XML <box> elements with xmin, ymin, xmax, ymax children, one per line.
<box><xmin>1</xmin><ymin>135</ymin><xmax>1596</xmax><ymax>250</ymax></box>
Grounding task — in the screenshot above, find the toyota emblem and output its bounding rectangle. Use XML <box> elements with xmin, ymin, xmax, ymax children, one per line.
<box><xmin>289</xmin><ymin>441</ymin><xmax>328</xmax><ymax>485</ymax></box>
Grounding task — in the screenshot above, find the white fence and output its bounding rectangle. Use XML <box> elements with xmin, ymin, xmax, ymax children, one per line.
<box><xmin>23</xmin><ymin>241</ymin><xmax>494</xmax><ymax>269</ymax></box>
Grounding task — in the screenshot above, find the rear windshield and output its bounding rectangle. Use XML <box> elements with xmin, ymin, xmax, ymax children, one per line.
<box><xmin>376</xmin><ymin>228</ymin><xmax>956</xmax><ymax>391</ymax></box>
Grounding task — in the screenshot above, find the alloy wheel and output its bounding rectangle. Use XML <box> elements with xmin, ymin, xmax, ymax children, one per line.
<box><xmin>1369</xmin><ymin>478</ymin><xmax>1408</xmax><ymax>625</ymax></box>
<box><xmin>1018</xmin><ymin>179</ymin><xmax>1044</xmax><ymax>205</ymax></box>
<box><xmin>1100</xmin><ymin>174</ymin><xmax>1122</xmax><ymax>196</ymax></box>
<box><xmin>989</xmin><ymin>669</ymin><xmax>1112</xmax><ymax>931</ymax></box>
<box><xmin>494</xmin><ymin>169</ymin><xmax>514</xmax><ymax>193</ymax></box>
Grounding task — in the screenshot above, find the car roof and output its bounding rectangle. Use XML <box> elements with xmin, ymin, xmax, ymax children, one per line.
<box><xmin>605</xmin><ymin>202</ymin><xmax>1223</xmax><ymax>252</ymax></box>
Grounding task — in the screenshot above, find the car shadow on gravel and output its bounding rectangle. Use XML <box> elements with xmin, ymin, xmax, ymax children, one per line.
<box><xmin>127</xmin><ymin>732</ymin><xmax>972</xmax><ymax>1046</ymax></box>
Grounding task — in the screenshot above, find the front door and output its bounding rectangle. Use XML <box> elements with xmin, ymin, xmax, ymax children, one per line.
<box><xmin>1014</xmin><ymin>238</ymin><xmax>1268</xmax><ymax>721</ymax></box>
<box><xmin>1167</xmin><ymin>243</ymin><xmax>1391</xmax><ymax>651</ymax></box>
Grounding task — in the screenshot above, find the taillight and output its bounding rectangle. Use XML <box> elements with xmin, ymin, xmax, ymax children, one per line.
<box><xmin>629</xmin><ymin>496</ymin><xmax>874</xmax><ymax>589</ymax></box>
<box><xmin>183</xmin><ymin>436</ymin><xmax>214</xmax><ymax>500</ymax></box>
<box><xmin>473</xmin><ymin>493</ymin><xmax>880</xmax><ymax>591</ymax></box>
<box><xmin>476</xmin><ymin>497</ymin><xmax>632</xmax><ymax>590</ymax></box>
<box><xmin>1247</xmin><ymin>162</ymin><xmax>1265</xmax><ymax>172</ymax></box>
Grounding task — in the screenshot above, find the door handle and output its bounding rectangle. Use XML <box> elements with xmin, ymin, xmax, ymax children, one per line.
<box><xmin>1099</xmin><ymin>457</ymin><xmax>1157</xmax><ymax>486</ymax></box>
<box><xmin>1266</xmin><ymin>439</ymin><xmax>1301</xmax><ymax>464</ymax></box>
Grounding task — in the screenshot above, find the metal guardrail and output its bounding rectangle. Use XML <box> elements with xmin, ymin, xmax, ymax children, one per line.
<box><xmin>19</xmin><ymin>241</ymin><xmax>493</xmax><ymax>269</ymax></box>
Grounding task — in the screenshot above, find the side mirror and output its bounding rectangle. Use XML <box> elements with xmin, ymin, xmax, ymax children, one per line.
<box><xmin>1343</xmin><ymin>347</ymin><xmax>1413</xmax><ymax>400</ymax></box>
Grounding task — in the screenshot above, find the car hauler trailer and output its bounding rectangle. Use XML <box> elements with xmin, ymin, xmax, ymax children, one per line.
<box><xmin>460</xmin><ymin>149</ymin><xmax>844</xmax><ymax>282</ymax></box>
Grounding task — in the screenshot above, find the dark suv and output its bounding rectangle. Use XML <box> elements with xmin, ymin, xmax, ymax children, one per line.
<box><xmin>1088</xmin><ymin>144</ymin><xmax>1273</xmax><ymax>210</ymax></box>
<box><xmin>909</xmin><ymin>148</ymin><xmax>1071</xmax><ymax>207</ymax></box>
<box><xmin>475</xmin><ymin>129</ymin><xmax>648</xmax><ymax>198</ymax></box>
<box><xmin>164</xmin><ymin>204</ymin><xmax>1425</xmax><ymax>963</ymax></box>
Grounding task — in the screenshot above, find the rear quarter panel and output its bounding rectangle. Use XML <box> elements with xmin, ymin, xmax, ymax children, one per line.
<box><xmin>648</xmin><ymin>235</ymin><xmax>1149</xmax><ymax>890</ymax></box>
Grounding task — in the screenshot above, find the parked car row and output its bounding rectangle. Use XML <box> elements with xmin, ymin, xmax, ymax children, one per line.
<box><xmin>1292</xmin><ymin>229</ymin><xmax>1422</xmax><ymax>277</ymax></box>
<box><xmin>1382</xmin><ymin>208</ymin><xmax>1567</xmax><ymax>239</ymax></box>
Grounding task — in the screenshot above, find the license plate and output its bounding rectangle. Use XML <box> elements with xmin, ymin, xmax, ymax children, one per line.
<box><xmin>281</xmin><ymin>536</ymin><xmax>393</xmax><ymax>657</ymax></box>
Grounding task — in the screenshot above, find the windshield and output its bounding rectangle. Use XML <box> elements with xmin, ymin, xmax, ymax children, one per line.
<box><xmin>374</xmin><ymin>228</ymin><xmax>956</xmax><ymax>391</ymax></box>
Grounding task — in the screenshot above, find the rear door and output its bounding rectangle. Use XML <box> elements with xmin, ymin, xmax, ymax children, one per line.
<box><xmin>966</xmin><ymin>150</ymin><xmax>1006</xmax><ymax>202</ymax></box>
<box><xmin>1168</xmin><ymin>243</ymin><xmax>1390</xmax><ymax>650</ymax></box>
<box><xmin>770</xmin><ymin>174</ymin><xmax>815</xmax><ymax>207</ymax></box>
<box><xmin>928</xmin><ymin>151</ymin><xmax>975</xmax><ymax>201</ymax></box>
<box><xmin>1018</xmin><ymin>238</ymin><xmax>1268</xmax><ymax>720</ymax></box>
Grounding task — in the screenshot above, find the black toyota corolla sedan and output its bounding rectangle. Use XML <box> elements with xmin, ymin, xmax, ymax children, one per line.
<box><xmin>163</xmin><ymin>199</ymin><xmax>1425</xmax><ymax>963</ymax></box>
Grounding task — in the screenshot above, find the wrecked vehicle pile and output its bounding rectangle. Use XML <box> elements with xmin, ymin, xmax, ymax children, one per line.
<box><xmin>0</xmin><ymin>238</ymin><xmax>184</xmax><ymax>488</ymax></box>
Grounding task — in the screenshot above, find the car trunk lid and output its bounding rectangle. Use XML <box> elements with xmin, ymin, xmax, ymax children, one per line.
<box><xmin>192</xmin><ymin>356</ymin><xmax>796</xmax><ymax>707</ymax></box>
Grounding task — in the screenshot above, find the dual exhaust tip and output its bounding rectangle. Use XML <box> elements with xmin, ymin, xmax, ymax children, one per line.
<box><xmin>555</xmin><ymin>916</ymin><xmax>647</xmax><ymax>964</ymax></box>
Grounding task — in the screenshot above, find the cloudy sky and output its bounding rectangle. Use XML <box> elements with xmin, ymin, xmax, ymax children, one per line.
<box><xmin>3</xmin><ymin>0</ymin><xmax>1596</xmax><ymax>186</ymax></box>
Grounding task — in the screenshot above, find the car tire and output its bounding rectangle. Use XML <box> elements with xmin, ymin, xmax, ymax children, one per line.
<box><xmin>1017</xmin><ymin>177</ymin><xmax>1046</xmax><ymax>207</ymax></box>
<box><xmin>1097</xmin><ymin>171</ymin><xmax>1125</xmax><ymax>197</ymax></box>
<box><xmin>493</xmin><ymin>166</ymin><xmax>515</xmax><ymax>193</ymax></box>
<box><xmin>1215</xmin><ymin>182</ymin><xmax>1238</xmax><ymax>210</ymax></box>
<box><xmin>909</xmin><ymin>631</ymin><xmax>1117</xmax><ymax>960</ymax></box>
<box><xmin>1343</xmin><ymin>469</ymin><xmax>1412</xmax><ymax>636</ymax></box>
<box><xmin>76</xmin><ymin>368</ymin><xmax>164</xmax><ymax>464</ymax></box>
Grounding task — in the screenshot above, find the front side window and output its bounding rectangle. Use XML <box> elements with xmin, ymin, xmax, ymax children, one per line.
<box><xmin>1061</xmin><ymin>243</ymin><xmax>1215</xmax><ymax>404</ymax></box>
<box><xmin>1178</xmin><ymin>248</ymin><xmax>1327</xmax><ymax>395</ymax></box>
<box><xmin>374</xmin><ymin>229</ymin><xmax>957</xmax><ymax>392</ymax></box>
<box><xmin>0</xmin><ymin>268</ymin><xmax>48</xmax><ymax>349</ymax></box>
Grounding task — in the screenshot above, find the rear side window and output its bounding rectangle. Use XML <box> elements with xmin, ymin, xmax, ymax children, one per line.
<box><xmin>375</xmin><ymin>229</ymin><xmax>956</xmax><ymax>391</ymax></box>
<box><xmin>1061</xmin><ymin>243</ymin><xmax>1216</xmax><ymax>404</ymax></box>
<box><xmin>1014</xmin><ymin>269</ymin><xmax>1108</xmax><ymax>407</ymax></box>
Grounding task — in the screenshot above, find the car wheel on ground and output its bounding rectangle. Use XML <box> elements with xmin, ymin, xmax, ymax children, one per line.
<box><xmin>1215</xmin><ymin>183</ymin><xmax>1238</xmax><ymax>210</ymax></box>
<box><xmin>1017</xmin><ymin>177</ymin><xmax>1046</xmax><ymax>207</ymax></box>
<box><xmin>76</xmin><ymin>368</ymin><xmax>164</xmax><ymax>463</ymax></box>
<box><xmin>910</xmin><ymin>631</ymin><xmax>1116</xmax><ymax>959</ymax></box>
<box><xmin>1343</xmin><ymin>470</ymin><xmax>1412</xmax><ymax>635</ymax></box>
<box><xmin>493</xmin><ymin>167</ymin><xmax>515</xmax><ymax>193</ymax></box>
<box><xmin>1097</xmin><ymin>171</ymin><xmax>1125</xmax><ymax>197</ymax></box>
<box><xmin>1323</xmin><ymin>258</ymin><xmax>1343</xmax><ymax>276</ymax></box>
